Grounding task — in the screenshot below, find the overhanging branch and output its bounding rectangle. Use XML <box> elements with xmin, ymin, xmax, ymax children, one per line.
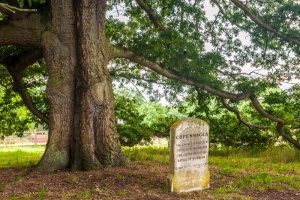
<box><xmin>11</xmin><ymin>73</ymin><xmax>50</xmax><ymax>125</ymax></box>
<box><xmin>221</xmin><ymin>98</ymin><xmax>269</xmax><ymax>130</ymax></box>
<box><xmin>0</xmin><ymin>24</ymin><xmax>41</xmax><ymax>46</ymax></box>
<box><xmin>109</xmin><ymin>44</ymin><xmax>300</xmax><ymax>149</ymax></box>
<box><xmin>0</xmin><ymin>3</ymin><xmax>42</xmax><ymax>46</ymax></box>
<box><xmin>229</xmin><ymin>0</ymin><xmax>300</xmax><ymax>47</ymax></box>
<box><xmin>3</xmin><ymin>49</ymin><xmax>49</xmax><ymax>125</ymax></box>
<box><xmin>249</xmin><ymin>94</ymin><xmax>300</xmax><ymax>149</ymax></box>
<box><xmin>211</xmin><ymin>0</ymin><xmax>255</xmax><ymax>35</ymax></box>
<box><xmin>135</xmin><ymin>0</ymin><xmax>167</xmax><ymax>31</ymax></box>
<box><xmin>5</xmin><ymin>48</ymin><xmax>42</xmax><ymax>72</ymax></box>
<box><xmin>108</xmin><ymin>44</ymin><xmax>252</xmax><ymax>101</ymax></box>
<box><xmin>0</xmin><ymin>3</ymin><xmax>37</xmax><ymax>16</ymax></box>
<box><xmin>196</xmin><ymin>88</ymin><xmax>236</xmax><ymax>145</ymax></box>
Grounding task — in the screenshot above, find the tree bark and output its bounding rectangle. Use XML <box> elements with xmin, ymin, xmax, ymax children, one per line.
<box><xmin>71</xmin><ymin>0</ymin><xmax>125</xmax><ymax>170</ymax></box>
<box><xmin>18</xmin><ymin>0</ymin><xmax>126</xmax><ymax>172</ymax></box>
<box><xmin>36</xmin><ymin>0</ymin><xmax>77</xmax><ymax>172</ymax></box>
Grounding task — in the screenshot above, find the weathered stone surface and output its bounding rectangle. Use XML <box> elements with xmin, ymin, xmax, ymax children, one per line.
<box><xmin>167</xmin><ymin>118</ymin><xmax>210</xmax><ymax>193</ymax></box>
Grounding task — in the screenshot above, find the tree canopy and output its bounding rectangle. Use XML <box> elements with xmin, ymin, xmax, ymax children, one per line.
<box><xmin>107</xmin><ymin>0</ymin><xmax>300</xmax><ymax>148</ymax></box>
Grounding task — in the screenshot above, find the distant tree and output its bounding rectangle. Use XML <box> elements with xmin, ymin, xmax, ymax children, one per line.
<box><xmin>0</xmin><ymin>99</ymin><xmax>32</xmax><ymax>138</ymax></box>
<box><xmin>114</xmin><ymin>88</ymin><xmax>150</xmax><ymax>146</ymax></box>
<box><xmin>114</xmin><ymin>87</ymin><xmax>180</xmax><ymax>146</ymax></box>
<box><xmin>0</xmin><ymin>61</ymin><xmax>48</xmax><ymax>137</ymax></box>
<box><xmin>177</xmin><ymin>85</ymin><xmax>300</xmax><ymax>149</ymax></box>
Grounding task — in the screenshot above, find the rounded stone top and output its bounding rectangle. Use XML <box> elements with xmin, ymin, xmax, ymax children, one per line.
<box><xmin>170</xmin><ymin>118</ymin><xmax>209</xmax><ymax>129</ymax></box>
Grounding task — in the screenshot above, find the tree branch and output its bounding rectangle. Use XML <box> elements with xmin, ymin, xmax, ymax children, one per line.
<box><xmin>129</xmin><ymin>80</ymin><xmax>148</xmax><ymax>101</ymax></box>
<box><xmin>196</xmin><ymin>88</ymin><xmax>237</xmax><ymax>146</ymax></box>
<box><xmin>0</xmin><ymin>3</ymin><xmax>37</xmax><ymax>16</ymax></box>
<box><xmin>229</xmin><ymin>0</ymin><xmax>300</xmax><ymax>47</ymax></box>
<box><xmin>221</xmin><ymin>98</ymin><xmax>269</xmax><ymax>130</ymax></box>
<box><xmin>0</xmin><ymin>24</ymin><xmax>41</xmax><ymax>46</ymax></box>
<box><xmin>113</xmin><ymin>72</ymin><xmax>169</xmax><ymax>86</ymax></box>
<box><xmin>108</xmin><ymin>44</ymin><xmax>252</xmax><ymax>101</ymax></box>
<box><xmin>11</xmin><ymin>73</ymin><xmax>50</xmax><ymax>125</ymax></box>
<box><xmin>109</xmin><ymin>44</ymin><xmax>300</xmax><ymax>149</ymax></box>
<box><xmin>5</xmin><ymin>48</ymin><xmax>42</xmax><ymax>73</ymax></box>
<box><xmin>0</xmin><ymin>5</ymin><xmax>42</xmax><ymax>46</ymax></box>
<box><xmin>135</xmin><ymin>0</ymin><xmax>167</xmax><ymax>31</ymax></box>
<box><xmin>3</xmin><ymin>49</ymin><xmax>50</xmax><ymax>125</ymax></box>
<box><xmin>249</xmin><ymin>94</ymin><xmax>300</xmax><ymax>149</ymax></box>
<box><xmin>211</xmin><ymin>0</ymin><xmax>254</xmax><ymax>35</ymax></box>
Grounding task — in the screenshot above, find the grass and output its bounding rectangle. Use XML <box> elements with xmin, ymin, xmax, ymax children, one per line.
<box><xmin>209</xmin><ymin>146</ymin><xmax>300</xmax><ymax>194</ymax></box>
<box><xmin>37</xmin><ymin>189</ymin><xmax>47</xmax><ymax>199</ymax></box>
<box><xmin>123</xmin><ymin>144</ymin><xmax>169</xmax><ymax>164</ymax></box>
<box><xmin>0</xmin><ymin>146</ymin><xmax>45</xmax><ymax>168</ymax></box>
<box><xmin>0</xmin><ymin>145</ymin><xmax>45</xmax><ymax>153</ymax></box>
<box><xmin>76</xmin><ymin>190</ymin><xmax>93</xmax><ymax>199</ymax></box>
<box><xmin>123</xmin><ymin>144</ymin><xmax>300</xmax><ymax>194</ymax></box>
<box><xmin>64</xmin><ymin>175</ymin><xmax>78</xmax><ymax>184</ymax></box>
<box><xmin>209</xmin><ymin>146</ymin><xmax>300</xmax><ymax>175</ymax></box>
<box><xmin>1</xmin><ymin>144</ymin><xmax>300</xmax><ymax>197</ymax></box>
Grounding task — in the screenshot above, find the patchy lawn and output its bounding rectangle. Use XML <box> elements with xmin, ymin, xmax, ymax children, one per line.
<box><xmin>1</xmin><ymin>145</ymin><xmax>300</xmax><ymax>199</ymax></box>
<box><xmin>1</xmin><ymin>161</ymin><xmax>300</xmax><ymax>200</ymax></box>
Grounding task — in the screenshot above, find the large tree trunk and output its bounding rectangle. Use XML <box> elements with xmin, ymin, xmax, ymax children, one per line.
<box><xmin>36</xmin><ymin>0</ymin><xmax>77</xmax><ymax>172</ymax></box>
<box><xmin>36</xmin><ymin>0</ymin><xmax>125</xmax><ymax>172</ymax></box>
<box><xmin>71</xmin><ymin>0</ymin><xmax>125</xmax><ymax>170</ymax></box>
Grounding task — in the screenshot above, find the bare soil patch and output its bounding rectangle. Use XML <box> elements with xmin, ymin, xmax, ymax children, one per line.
<box><xmin>1</xmin><ymin>161</ymin><xmax>299</xmax><ymax>200</ymax></box>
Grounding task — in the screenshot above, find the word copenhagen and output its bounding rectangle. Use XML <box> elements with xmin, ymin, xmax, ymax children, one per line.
<box><xmin>175</xmin><ymin>132</ymin><xmax>208</xmax><ymax>140</ymax></box>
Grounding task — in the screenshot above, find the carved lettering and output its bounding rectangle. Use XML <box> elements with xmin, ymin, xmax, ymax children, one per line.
<box><xmin>167</xmin><ymin>118</ymin><xmax>210</xmax><ymax>192</ymax></box>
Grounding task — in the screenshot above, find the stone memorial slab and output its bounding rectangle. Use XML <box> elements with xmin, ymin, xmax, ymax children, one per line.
<box><xmin>167</xmin><ymin>118</ymin><xmax>210</xmax><ymax>193</ymax></box>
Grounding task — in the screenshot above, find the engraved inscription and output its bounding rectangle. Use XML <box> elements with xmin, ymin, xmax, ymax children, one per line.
<box><xmin>167</xmin><ymin>118</ymin><xmax>210</xmax><ymax>193</ymax></box>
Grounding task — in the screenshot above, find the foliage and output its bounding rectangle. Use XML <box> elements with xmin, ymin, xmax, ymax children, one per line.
<box><xmin>122</xmin><ymin>0</ymin><xmax>298</xmax><ymax>81</ymax></box>
<box><xmin>105</xmin><ymin>0</ymin><xmax>300</xmax><ymax>149</ymax></box>
<box><xmin>114</xmin><ymin>84</ymin><xmax>300</xmax><ymax>149</ymax></box>
<box><xmin>0</xmin><ymin>62</ymin><xmax>49</xmax><ymax>137</ymax></box>
<box><xmin>0</xmin><ymin>100</ymin><xmax>31</xmax><ymax>138</ymax></box>
<box><xmin>17</xmin><ymin>0</ymin><xmax>46</xmax><ymax>8</ymax></box>
<box><xmin>114</xmin><ymin>88</ymin><xmax>152</xmax><ymax>146</ymax></box>
<box><xmin>138</xmin><ymin>101</ymin><xmax>182</xmax><ymax>136</ymax></box>
<box><xmin>114</xmin><ymin>87</ymin><xmax>180</xmax><ymax>146</ymax></box>
<box><xmin>262</xmin><ymin>86</ymin><xmax>300</xmax><ymax>142</ymax></box>
<box><xmin>0</xmin><ymin>74</ymin><xmax>31</xmax><ymax>137</ymax></box>
<box><xmin>176</xmin><ymin>88</ymin><xmax>300</xmax><ymax>149</ymax></box>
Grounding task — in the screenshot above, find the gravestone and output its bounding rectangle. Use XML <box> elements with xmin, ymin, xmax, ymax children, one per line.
<box><xmin>167</xmin><ymin>118</ymin><xmax>210</xmax><ymax>193</ymax></box>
